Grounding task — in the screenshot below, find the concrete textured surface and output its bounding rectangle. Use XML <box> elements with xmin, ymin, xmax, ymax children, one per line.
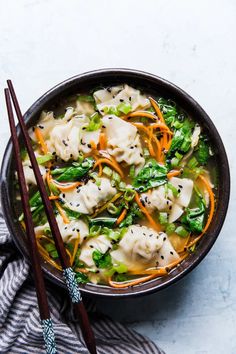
<box><xmin>0</xmin><ymin>1</ymin><xmax>235</xmax><ymax>353</ymax></box>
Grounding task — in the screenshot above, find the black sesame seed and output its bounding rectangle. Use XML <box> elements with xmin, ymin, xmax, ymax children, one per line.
<box><xmin>140</xmin><ymin>153</ymin><xmax>143</xmax><ymax>157</ymax></box>
<box><xmin>62</xmin><ymin>193</ymin><xmax>65</xmax><ymax>198</ymax></box>
<box><xmin>89</xmin><ymin>245</ymin><xmax>94</xmax><ymax>248</ymax></box>
<box><xmin>107</xmin><ymin>88</ymin><xmax>112</xmax><ymax>93</ymax></box>
<box><xmin>65</xmin><ymin>227</ymin><xmax>68</xmax><ymax>230</ymax></box>
<box><xmin>161</xmin><ymin>255</ymin><xmax>164</xmax><ymax>260</ymax></box>
<box><xmin>130</xmin><ymin>146</ymin><xmax>134</xmax><ymax>149</ymax></box>
<box><xmin>131</xmin><ymin>229</ymin><xmax>133</xmax><ymax>234</ymax></box>
<box><xmin>87</xmin><ymin>144</ymin><xmax>91</xmax><ymax>148</ymax></box>
<box><xmin>178</xmin><ymin>184</ymin><xmax>183</xmax><ymax>189</ymax></box>
<box><xmin>32</xmin><ymin>127</ymin><xmax>35</xmax><ymax>131</ymax></box>
<box><xmin>119</xmin><ymin>99</ymin><xmax>124</xmax><ymax>102</ymax></box>
<box><xmin>129</xmin><ymin>96</ymin><xmax>132</xmax><ymax>101</ymax></box>
<box><xmin>178</xmin><ymin>189</ymin><xmax>181</xmax><ymax>193</ymax></box>
<box><xmin>169</xmin><ymin>206</ymin><xmax>172</xmax><ymax>210</ymax></box>
<box><xmin>38</xmin><ymin>125</ymin><xmax>44</xmax><ymax>129</ymax></box>
<box><xmin>108</xmin><ymin>116</ymin><xmax>113</xmax><ymax>120</ymax></box>
<box><xmin>72</xmin><ymin>228</ymin><xmax>75</xmax><ymax>232</ymax></box>
<box><xmin>62</xmin><ymin>140</ymin><xmax>68</xmax><ymax>147</ymax></box>
<box><xmin>76</xmin><ymin>203</ymin><xmax>80</xmax><ymax>207</ymax></box>
<box><xmin>102</xmin><ymin>125</ymin><xmax>106</xmax><ymax>128</ymax></box>
<box><xmin>76</xmin><ymin>229</ymin><xmax>80</xmax><ymax>232</ymax></box>
<box><xmin>170</xmin><ymin>251</ymin><xmax>174</xmax><ymax>255</ymax></box>
<box><xmin>52</xmin><ymin>151</ymin><xmax>56</xmax><ymax>156</ymax></box>
<box><xmin>163</xmin><ymin>237</ymin><xmax>166</xmax><ymax>241</ymax></box>
<box><xmin>82</xmin><ymin>127</ymin><xmax>86</xmax><ymax>130</ymax></box>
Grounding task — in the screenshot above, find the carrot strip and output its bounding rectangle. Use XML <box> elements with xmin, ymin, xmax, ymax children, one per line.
<box><xmin>167</xmin><ymin>170</ymin><xmax>181</xmax><ymax>179</ymax></box>
<box><xmin>149</xmin><ymin>97</ymin><xmax>165</xmax><ymax>123</ymax></box>
<box><xmin>125</xmin><ymin>111</ymin><xmax>157</xmax><ymax>121</ymax></box>
<box><xmin>90</xmin><ymin>140</ymin><xmax>97</xmax><ymax>150</ymax></box>
<box><xmin>34</xmin><ymin>127</ymin><xmax>48</xmax><ymax>154</ymax></box>
<box><xmin>135</xmin><ymin>192</ymin><xmax>161</xmax><ymax>232</ymax></box>
<box><xmin>49</xmin><ymin>195</ymin><xmax>59</xmax><ymax>200</ymax></box>
<box><xmin>108</xmin><ymin>274</ymin><xmax>158</xmax><ymax>288</ymax></box>
<box><xmin>54</xmin><ymin>201</ymin><xmax>70</xmax><ymax>224</ymax></box>
<box><xmin>93</xmin><ymin>158</ymin><xmax>124</xmax><ymax>178</ymax></box>
<box><xmin>99</xmin><ymin>133</ymin><xmax>107</xmax><ymax>150</ymax></box>
<box><xmin>71</xmin><ymin>237</ymin><xmax>80</xmax><ymax>265</ymax></box>
<box><xmin>108</xmin><ymin>253</ymin><xmax>188</xmax><ymax>288</ymax></box>
<box><xmin>37</xmin><ymin>242</ymin><xmax>62</xmax><ymax>271</ymax></box>
<box><xmin>52</xmin><ymin>180</ymin><xmax>82</xmax><ymax>192</ymax></box>
<box><xmin>150</xmin><ymin>123</ymin><xmax>173</xmax><ymax>135</ymax></box>
<box><xmin>116</xmin><ymin>208</ymin><xmax>127</xmax><ymax>225</ymax></box>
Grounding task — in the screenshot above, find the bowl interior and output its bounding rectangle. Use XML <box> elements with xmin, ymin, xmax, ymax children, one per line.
<box><xmin>0</xmin><ymin>69</ymin><xmax>230</xmax><ymax>297</ymax></box>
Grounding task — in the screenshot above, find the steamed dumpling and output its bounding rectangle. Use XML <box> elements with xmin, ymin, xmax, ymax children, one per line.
<box><xmin>141</xmin><ymin>177</ymin><xmax>194</xmax><ymax>223</ymax></box>
<box><xmin>60</xmin><ymin>177</ymin><xmax>117</xmax><ymax>214</ymax></box>
<box><xmin>34</xmin><ymin>214</ymin><xmax>89</xmax><ymax>244</ymax></box>
<box><xmin>102</xmin><ymin>115</ymin><xmax>145</xmax><ymax>170</ymax></box>
<box><xmin>23</xmin><ymin>158</ymin><xmax>46</xmax><ymax>186</ymax></box>
<box><xmin>94</xmin><ymin>84</ymin><xmax>150</xmax><ymax>114</ymax></box>
<box><xmin>111</xmin><ymin>225</ymin><xmax>179</xmax><ymax>271</ymax></box>
<box><xmin>79</xmin><ymin>235</ymin><xmax>112</xmax><ymax>268</ymax></box>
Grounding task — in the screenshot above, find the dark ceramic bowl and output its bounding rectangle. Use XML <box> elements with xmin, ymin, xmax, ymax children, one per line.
<box><xmin>0</xmin><ymin>69</ymin><xmax>230</xmax><ymax>298</ymax></box>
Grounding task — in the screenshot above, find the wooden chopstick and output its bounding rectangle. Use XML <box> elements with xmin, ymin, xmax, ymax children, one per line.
<box><xmin>7</xmin><ymin>80</ymin><xmax>97</xmax><ymax>354</ymax></box>
<box><xmin>4</xmin><ymin>88</ymin><xmax>57</xmax><ymax>354</ymax></box>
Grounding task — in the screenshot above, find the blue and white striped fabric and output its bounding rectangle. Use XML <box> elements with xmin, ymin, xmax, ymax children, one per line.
<box><xmin>0</xmin><ymin>210</ymin><xmax>165</xmax><ymax>354</ymax></box>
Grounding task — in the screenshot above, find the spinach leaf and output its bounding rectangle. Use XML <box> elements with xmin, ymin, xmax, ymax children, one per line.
<box><xmin>133</xmin><ymin>159</ymin><xmax>168</xmax><ymax>192</ymax></box>
<box><xmin>195</xmin><ymin>136</ymin><xmax>210</xmax><ymax>165</ymax></box>
<box><xmin>182</xmin><ymin>198</ymin><xmax>206</xmax><ymax>233</ymax></box>
<box><xmin>119</xmin><ymin>203</ymin><xmax>143</xmax><ymax>228</ymax></box>
<box><xmin>89</xmin><ymin>217</ymin><xmax>117</xmax><ymax>228</ymax></box>
<box><xmin>75</xmin><ymin>271</ymin><xmax>89</xmax><ymax>284</ymax></box>
<box><xmin>92</xmin><ymin>250</ymin><xmax>112</xmax><ymax>269</ymax></box>
<box><xmin>55</xmin><ymin>157</ymin><xmax>94</xmax><ymax>182</ymax></box>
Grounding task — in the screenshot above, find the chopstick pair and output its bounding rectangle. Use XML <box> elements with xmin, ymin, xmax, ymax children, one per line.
<box><xmin>5</xmin><ymin>81</ymin><xmax>97</xmax><ymax>354</ymax></box>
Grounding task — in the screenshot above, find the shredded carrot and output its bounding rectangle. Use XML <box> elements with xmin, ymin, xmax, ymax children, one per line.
<box><xmin>108</xmin><ymin>274</ymin><xmax>158</xmax><ymax>288</ymax></box>
<box><xmin>49</xmin><ymin>195</ymin><xmax>59</xmax><ymax>200</ymax></box>
<box><xmin>52</xmin><ymin>180</ymin><xmax>82</xmax><ymax>192</ymax></box>
<box><xmin>90</xmin><ymin>140</ymin><xmax>97</xmax><ymax>150</ymax></box>
<box><xmin>34</xmin><ymin>127</ymin><xmax>48</xmax><ymax>154</ymax></box>
<box><xmin>125</xmin><ymin>111</ymin><xmax>157</xmax><ymax>121</ymax></box>
<box><xmin>54</xmin><ymin>201</ymin><xmax>70</xmax><ymax>224</ymax></box>
<box><xmin>116</xmin><ymin>208</ymin><xmax>127</xmax><ymax>225</ymax></box>
<box><xmin>150</xmin><ymin>123</ymin><xmax>173</xmax><ymax>135</ymax></box>
<box><xmin>135</xmin><ymin>192</ymin><xmax>161</xmax><ymax>232</ymax></box>
<box><xmin>108</xmin><ymin>253</ymin><xmax>188</xmax><ymax>288</ymax></box>
<box><xmin>149</xmin><ymin>97</ymin><xmax>165</xmax><ymax>123</ymax></box>
<box><xmin>93</xmin><ymin>158</ymin><xmax>124</xmax><ymax>178</ymax></box>
<box><xmin>99</xmin><ymin>133</ymin><xmax>107</xmax><ymax>150</ymax></box>
<box><xmin>71</xmin><ymin>237</ymin><xmax>80</xmax><ymax>265</ymax></box>
<box><xmin>167</xmin><ymin>170</ymin><xmax>181</xmax><ymax>179</ymax></box>
<box><xmin>91</xmin><ymin>192</ymin><xmax>123</xmax><ymax>218</ymax></box>
<box><xmin>37</xmin><ymin>242</ymin><xmax>62</xmax><ymax>271</ymax></box>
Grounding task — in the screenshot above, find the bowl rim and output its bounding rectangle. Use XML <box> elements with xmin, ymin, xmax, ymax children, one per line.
<box><xmin>0</xmin><ymin>68</ymin><xmax>231</xmax><ymax>298</ymax></box>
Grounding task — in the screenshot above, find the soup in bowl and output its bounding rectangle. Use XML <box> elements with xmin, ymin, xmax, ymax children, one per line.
<box><xmin>0</xmin><ymin>69</ymin><xmax>230</xmax><ymax>297</ymax></box>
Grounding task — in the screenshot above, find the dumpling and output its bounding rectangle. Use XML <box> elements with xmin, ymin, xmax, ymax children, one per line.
<box><xmin>94</xmin><ymin>84</ymin><xmax>150</xmax><ymax>114</ymax></box>
<box><xmin>141</xmin><ymin>177</ymin><xmax>194</xmax><ymax>223</ymax></box>
<box><xmin>79</xmin><ymin>235</ymin><xmax>112</xmax><ymax>268</ymax></box>
<box><xmin>111</xmin><ymin>225</ymin><xmax>179</xmax><ymax>271</ymax></box>
<box><xmin>102</xmin><ymin>115</ymin><xmax>145</xmax><ymax>170</ymax></box>
<box><xmin>23</xmin><ymin>158</ymin><xmax>46</xmax><ymax>186</ymax></box>
<box><xmin>60</xmin><ymin>177</ymin><xmax>117</xmax><ymax>214</ymax></box>
<box><xmin>34</xmin><ymin>214</ymin><xmax>89</xmax><ymax>244</ymax></box>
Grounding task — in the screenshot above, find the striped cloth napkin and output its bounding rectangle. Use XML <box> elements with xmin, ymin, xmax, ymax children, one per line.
<box><xmin>0</xmin><ymin>209</ymin><xmax>165</xmax><ymax>354</ymax></box>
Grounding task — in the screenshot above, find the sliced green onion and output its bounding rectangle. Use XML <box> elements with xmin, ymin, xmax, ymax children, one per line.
<box><xmin>36</xmin><ymin>154</ymin><xmax>52</xmax><ymax>165</ymax></box>
<box><xmin>124</xmin><ymin>188</ymin><xmax>135</xmax><ymax>202</ymax></box>
<box><xmin>103</xmin><ymin>166</ymin><xmax>112</xmax><ymax>177</ymax></box>
<box><xmin>117</xmin><ymin>102</ymin><xmax>132</xmax><ymax>115</ymax></box>
<box><xmin>159</xmin><ymin>212</ymin><xmax>168</xmax><ymax>225</ymax></box>
<box><xmin>165</xmin><ymin>223</ymin><xmax>176</xmax><ymax>235</ymax></box>
<box><xmin>86</xmin><ymin>112</ymin><xmax>101</xmax><ymax>132</ymax></box>
<box><xmin>188</xmin><ymin>156</ymin><xmax>199</xmax><ymax>169</ymax></box>
<box><xmin>167</xmin><ymin>182</ymin><xmax>179</xmax><ymax>197</ymax></box>
<box><xmin>45</xmin><ymin>243</ymin><xmax>56</xmax><ymax>253</ymax></box>
<box><xmin>129</xmin><ymin>165</ymin><xmax>135</xmax><ymax>179</ymax></box>
<box><xmin>175</xmin><ymin>226</ymin><xmax>189</xmax><ymax>238</ymax></box>
<box><xmin>90</xmin><ymin>172</ymin><xmax>101</xmax><ymax>186</ymax></box>
<box><xmin>89</xmin><ymin>225</ymin><xmax>102</xmax><ymax>237</ymax></box>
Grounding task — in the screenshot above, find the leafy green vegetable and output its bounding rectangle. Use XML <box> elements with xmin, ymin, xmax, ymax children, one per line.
<box><xmin>55</xmin><ymin>157</ymin><xmax>94</xmax><ymax>182</ymax></box>
<box><xmin>124</xmin><ymin>188</ymin><xmax>135</xmax><ymax>202</ymax></box>
<box><xmin>133</xmin><ymin>159</ymin><xmax>168</xmax><ymax>192</ymax></box>
<box><xmin>102</xmin><ymin>226</ymin><xmax>127</xmax><ymax>242</ymax></box>
<box><xmin>86</xmin><ymin>112</ymin><xmax>102</xmax><ymax>132</ymax></box>
<box><xmin>77</xmin><ymin>94</ymin><xmax>95</xmax><ymax>104</ymax></box>
<box><xmin>89</xmin><ymin>217</ymin><xmax>117</xmax><ymax>228</ymax></box>
<box><xmin>119</xmin><ymin>203</ymin><xmax>143</xmax><ymax>228</ymax></box>
<box><xmin>20</xmin><ymin>147</ymin><xmax>27</xmax><ymax>160</ymax></box>
<box><xmin>36</xmin><ymin>154</ymin><xmax>52</xmax><ymax>165</ymax></box>
<box><xmin>195</xmin><ymin>136</ymin><xmax>210</xmax><ymax>165</ymax></box>
<box><xmin>167</xmin><ymin>119</ymin><xmax>194</xmax><ymax>160</ymax></box>
<box><xmin>92</xmin><ymin>250</ymin><xmax>112</xmax><ymax>269</ymax></box>
<box><xmin>166</xmin><ymin>182</ymin><xmax>179</xmax><ymax>197</ymax></box>
<box><xmin>75</xmin><ymin>271</ymin><xmax>89</xmax><ymax>284</ymax></box>
<box><xmin>129</xmin><ymin>165</ymin><xmax>135</xmax><ymax>179</ymax></box>
<box><xmin>63</xmin><ymin>207</ymin><xmax>81</xmax><ymax>220</ymax></box>
<box><xmin>182</xmin><ymin>198</ymin><xmax>206</xmax><ymax>233</ymax></box>
<box><xmin>188</xmin><ymin>156</ymin><xmax>199</xmax><ymax>169</ymax></box>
